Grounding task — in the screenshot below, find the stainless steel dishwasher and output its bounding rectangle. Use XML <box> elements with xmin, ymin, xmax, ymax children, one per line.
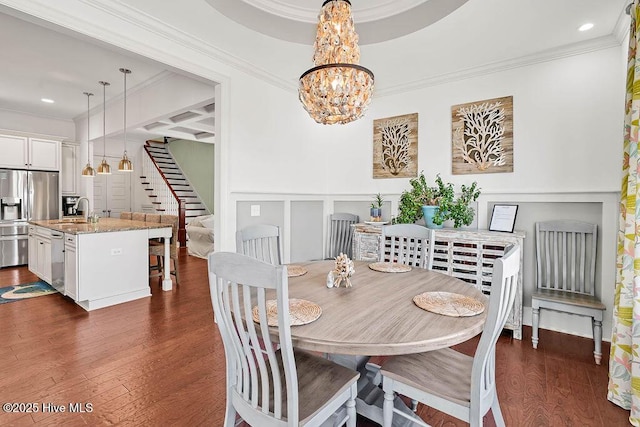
<box><xmin>50</xmin><ymin>231</ymin><xmax>65</xmax><ymax>293</ymax></box>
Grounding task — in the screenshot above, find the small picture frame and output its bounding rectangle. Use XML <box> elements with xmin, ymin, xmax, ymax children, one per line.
<box><xmin>489</xmin><ymin>204</ymin><xmax>519</xmax><ymax>232</ymax></box>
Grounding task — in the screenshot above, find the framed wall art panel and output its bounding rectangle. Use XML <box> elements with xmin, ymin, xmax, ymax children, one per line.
<box><xmin>373</xmin><ymin>112</ymin><xmax>418</xmax><ymax>179</ymax></box>
<box><xmin>452</xmin><ymin>96</ymin><xmax>513</xmax><ymax>175</ymax></box>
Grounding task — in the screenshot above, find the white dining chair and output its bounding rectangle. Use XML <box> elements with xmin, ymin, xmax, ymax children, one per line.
<box><xmin>236</xmin><ymin>224</ymin><xmax>282</xmax><ymax>265</ymax></box>
<box><xmin>379</xmin><ymin>224</ymin><xmax>435</xmax><ymax>270</ymax></box>
<box><xmin>531</xmin><ymin>220</ymin><xmax>605</xmax><ymax>364</ymax></box>
<box><xmin>327</xmin><ymin>213</ymin><xmax>359</xmax><ymax>259</ymax></box>
<box><xmin>208</xmin><ymin>252</ymin><xmax>359</xmax><ymax>427</ymax></box>
<box><xmin>380</xmin><ymin>245</ymin><xmax>520</xmax><ymax>427</ymax></box>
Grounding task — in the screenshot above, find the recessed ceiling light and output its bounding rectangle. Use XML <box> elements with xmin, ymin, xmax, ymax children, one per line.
<box><xmin>578</xmin><ymin>23</ymin><xmax>594</xmax><ymax>32</ymax></box>
<box><xmin>41</xmin><ymin>98</ymin><xmax>55</xmax><ymax>103</ymax></box>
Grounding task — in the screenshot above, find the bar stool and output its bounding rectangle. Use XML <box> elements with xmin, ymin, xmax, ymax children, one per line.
<box><xmin>149</xmin><ymin>215</ymin><xmax>179</xmax><ymax>285</ymax></box>
<box><xmin>145</xmin><ymin>213</ymin><xmax>163</xmax><ymax>276</ymax></box>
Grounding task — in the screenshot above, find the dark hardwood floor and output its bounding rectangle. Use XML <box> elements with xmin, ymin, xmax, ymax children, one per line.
<box><xmin>0</xmin><ymin>250</ymin><xmax>630</xmax><ymax>426</ymax></box>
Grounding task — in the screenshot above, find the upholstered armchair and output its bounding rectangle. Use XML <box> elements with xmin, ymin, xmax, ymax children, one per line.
<box><xmin>186</xmin><ymin>214</ymin><xmax>215</xmax><ymax>258</ymax></box>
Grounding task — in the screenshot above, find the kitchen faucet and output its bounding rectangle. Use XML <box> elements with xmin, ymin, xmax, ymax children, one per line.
<box><xmin>73</xmin><ymin>197</ymin><xmax>90</xmax><ymax>221</ymax></box>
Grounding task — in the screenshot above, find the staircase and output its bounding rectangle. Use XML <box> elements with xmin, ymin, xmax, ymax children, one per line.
<box><xmin>141</xmin><ymin>140</ymin><xmax>210</xmax><ymax>245</ymax></box>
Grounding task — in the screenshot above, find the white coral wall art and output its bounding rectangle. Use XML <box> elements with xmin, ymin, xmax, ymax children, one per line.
<box><xmin>373</xmin><ymin>113</ymin><xmax>418</xmax><ymax>179</ymax></box>
<box><xmin>452</xmin><ymin>96</ymin><xmax>513</xmax><ymax>175</ymax></box>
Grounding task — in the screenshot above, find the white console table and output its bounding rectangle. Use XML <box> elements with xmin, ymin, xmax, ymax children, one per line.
<box><xmin>352</xmin><ymin>223</ymin><xmax>526</xmax><ymax>340</ymax></box>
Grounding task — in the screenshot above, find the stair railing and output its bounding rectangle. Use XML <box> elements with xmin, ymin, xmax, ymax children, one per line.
<box><xmin>142</xmin><ymin>144</ymin><xmax>186</xmax><ymax>246</ymax></box>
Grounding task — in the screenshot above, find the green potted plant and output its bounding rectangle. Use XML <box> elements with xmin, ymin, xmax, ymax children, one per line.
<box><xmin>438</xmin><ymin>181</ymin><xmax>481</xmax><ymax>228</ymax></box>
<box><xmin>394</xmin><ymin>172</ymin><xmax>481</xmax><ymax>228</ymax></box>
<box><xmin>393</xmin><ymin>172</ymin><xmax>434</xmax><ymax>225</ymax></box>
<box><xmin>421</xmin><ymin>175</ymin><xmax>453</xmax><ymax>228</ymax></box>
<box><xmin>370</xmin><ymin>193</ymin><xmax>384</xmax><ymax>222</ymax></box>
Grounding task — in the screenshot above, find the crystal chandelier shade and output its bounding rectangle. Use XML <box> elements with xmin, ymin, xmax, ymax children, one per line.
<box><xmin>299</xmin><ymin>0</ymin><xmax>374</xmax><ymax>125</ymax></box>
<box><xmin>81</xmin><ymin>92</ymin><xmax>96</xmax><ymax>177</ymax></box>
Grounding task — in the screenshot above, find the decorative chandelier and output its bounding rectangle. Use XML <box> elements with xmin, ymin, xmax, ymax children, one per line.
<box><xmin>118</xmin><ymin>68</ymin><xmax>133</xmax><ymax>172</ymax></box>
<box><xmin>298</xmin><ymin>0</ymin><xmax>374</xmax><ymax>125</ymax></box>
<box><xmin>81</xmin><ymin>91</ymin><xmax>96</xmax><ymax>177</ymax></box>
<box><xmin>97</xmin><ymin>80</ymin><xmax>111</xmax><ymax>175</ymax></box>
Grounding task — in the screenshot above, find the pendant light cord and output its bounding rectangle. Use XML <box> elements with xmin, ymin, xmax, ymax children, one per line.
<box><xmin>123</xmin><ymin>69</ymin><xmax>128</xmax><ymax>156</ymax></box>
<box><xmin>119</xmin><ymin>68</ymin><xmax>132</xmax><ymax>157</ymax></box>
<box><xmin>83</xmin><ymin>92</ymin><xmax>93</xmax><ymax>163</ymax></box>
<box><xmin>102</xmin><ymin>82</ymin><xmax>107</xmax><ymax>158</ymax></box>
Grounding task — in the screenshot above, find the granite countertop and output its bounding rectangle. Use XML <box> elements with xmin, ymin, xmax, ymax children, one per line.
<box><xmin>29</xmin><ymin>218</ymin><xmax>171</xmax><ymax>235</ymax></box>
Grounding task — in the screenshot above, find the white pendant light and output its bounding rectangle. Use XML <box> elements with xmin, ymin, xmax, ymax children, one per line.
<box><xmin>118</xmin><ymin>68</ymin><xmax>133</xmax><ymax>172</ymax></box>
<box><xmin>81</xmin><ymin>92</ymin><xmax>96</xmax><ymax>177</ymax></box>
<box><xmin>97</xmin><ymin>80</ymin><xmax>111</xmax><ymax>175</ymax></box>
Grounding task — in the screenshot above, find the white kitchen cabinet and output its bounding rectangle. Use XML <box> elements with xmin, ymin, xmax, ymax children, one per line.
<box><xmin>0</xmin><ymin>134</ymin><xmax>61</xmax><ymax>171</ymax></box>
<box><xmin>27</xmin><ymin>225</ymin><xmax>37</xmax><ymax>274</ymax></box>
<box><xmin>61</xmin><ymin>142</ymin><xmax>79</xmax><ymax>195</ymax></box>
<box><xmin>28</xmin><ymin>225</ymin><xmax>52</xmax><ymax>283</ymax></box>
<box><xmin>64</xmin><ymin>233</ymin><xmax>77</xmax><ymax>300</ymax></box>
<box><xmin>30</xmin><ymin>139</ymin><xmax>60</xmax><ymax>170</ymax></box>
<box><xmin>28</xmin><ymin>225</ymin><xmax>64</xmax><ymax>290</ymax></box>
<box><xmin>0</xmin><ymin>134</ymin><xmax>29</xmax><ymax>168</ymax></box>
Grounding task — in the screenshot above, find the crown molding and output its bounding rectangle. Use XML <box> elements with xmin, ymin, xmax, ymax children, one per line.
<box><xmin>614</xmin><ymin>5</ymin><xmax>630</xmax><ymax>44</ymax></box>
<box><xmin>0</xmin><ymin>106</ymin><xmax>75</xmax><ymax>123</ymax></box>
<box><xmin>0</xmin><ymin>126</ymin><xmax>70</xmax><ymax>141</ymax></box>
<box><xmin>376</xmin><ymin>35</ymin><xmax>622</xmax><ymax>97</ymax></box>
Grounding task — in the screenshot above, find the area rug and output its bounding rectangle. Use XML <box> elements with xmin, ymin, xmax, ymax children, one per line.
<box><xmin>0</xmin><ymin>281</ymin><xmax>57</xmax><ymax>304</ymax></box>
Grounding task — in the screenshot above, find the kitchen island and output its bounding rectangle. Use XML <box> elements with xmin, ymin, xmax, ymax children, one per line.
<box><xmin>28</xmin><ymin>218</ymin><xmax>173</xmax><ymax>311</ymax></box>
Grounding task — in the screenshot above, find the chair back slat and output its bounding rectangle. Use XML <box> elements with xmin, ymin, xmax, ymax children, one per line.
<box><xmin>328</xmin><ymin>213</ymin><xmax>359</xmax><ymax>258</ymax></box>
<box><xmin>535</xmin><ymin>220</ymin><xmax>597</xmax><ymax>296</ymax></box>
<box><xmin>236</xmin><ymin>224</ymin><xmax>282</xmax><ymax>265</ymax></box>
<box><xmin>472</xmin><ymin>245</ymin><xmax>520</xmax><ymax>406</ymax></box>
<box><xmin>254</xmin><ymin>289</ymin><xmax>283</xmax><ymax>416</ymax></box>
<box><xmin>209</xmin><ymin>252</ymin><xmax>297</xmax><ymax>424</ymax></box>
<box><xmin>379</xmin><ymin>224</ymin><xmax>435</xmax><ymax>270</ymax></box>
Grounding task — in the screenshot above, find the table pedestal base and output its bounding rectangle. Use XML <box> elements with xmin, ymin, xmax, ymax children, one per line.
<box><xmin>327</xmin><ymin>354</ymin><xmax>423</xmax><ymax>427</ymax></box>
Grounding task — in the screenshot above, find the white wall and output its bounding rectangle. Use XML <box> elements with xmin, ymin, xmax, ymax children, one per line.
<box><xmin>324</xmin><ymin>46</ymin><xmax>623</xmax><ymax>194</ymax></box>
<box><xmin>0</xmin><ymin>108</ymin><xmax>74</xmax><ymax>140</ymax></box>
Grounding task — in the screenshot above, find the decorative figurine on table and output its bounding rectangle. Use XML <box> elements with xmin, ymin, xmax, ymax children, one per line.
<box><xmin>332</xmin><ymin>253</ymin><xmax>355</xmax><ymax>288</ymax></box>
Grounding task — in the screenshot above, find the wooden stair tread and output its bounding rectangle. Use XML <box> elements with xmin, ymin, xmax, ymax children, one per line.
<box><xmin>143</xmin><ymin>143</ymin><xmax>205</xmax><ymax>247</ymax></box>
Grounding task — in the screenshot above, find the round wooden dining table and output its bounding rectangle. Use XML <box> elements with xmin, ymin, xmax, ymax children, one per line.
<box><xmin>284</xmin><ymin>260</ymin><xmax>488</xmax><ymax>356</ymax></box>
<box><xmin>283</xmin><ymin>260</ymin><xmax>489</xmax><ymax>426</ymax></box>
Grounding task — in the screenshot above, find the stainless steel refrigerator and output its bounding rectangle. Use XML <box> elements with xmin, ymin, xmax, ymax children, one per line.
<box><xmin>0</xmin><ymin>169</ymin><xmax>59</xmax><ymax>268</ymax></box>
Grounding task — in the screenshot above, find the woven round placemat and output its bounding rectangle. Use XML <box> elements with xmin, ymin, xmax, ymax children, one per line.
<box><xmin>413</xmin><ymin>291</ymin><xmax>485</xmax><ymax>317</ymax></box>
<box><xmin>368</xmin><ymin>262</ymin><xmax>412</xmax><ymax>273</ymax></box>
<box><xmin>252</xmin><ymin>298</ymin><xmax>322</xmax><ymax>326</ymax></box>
<box><xmin>287</xmin><ymin>265</ymin><xmax>308</xmax><ymax>277</ymax></box>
